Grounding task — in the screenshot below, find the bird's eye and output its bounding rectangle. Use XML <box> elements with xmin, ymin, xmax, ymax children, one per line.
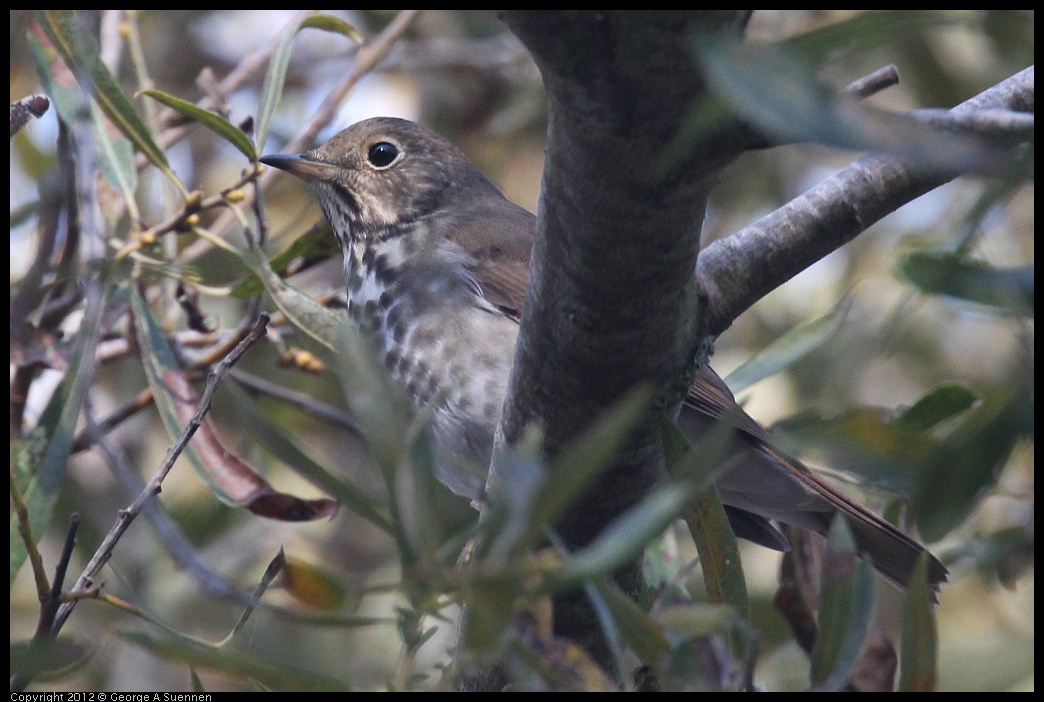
<box><xmin>367</xmin><ymin>142</ymin><xmax>399</xmax><ymax>168</ymax></box>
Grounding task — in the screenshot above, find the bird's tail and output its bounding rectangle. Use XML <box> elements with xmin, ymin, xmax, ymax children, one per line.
<box><xmin>776</xmin><ymin>448</ymin><xmax>949</xmax><ymax>596</ymax></box>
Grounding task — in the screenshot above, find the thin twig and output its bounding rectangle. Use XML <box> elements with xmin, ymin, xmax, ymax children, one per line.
<box><xmin>70</xmin><ymin>387</ymin><xmax>154</xmax><ymax>454</ymax></box>
<box><xmin>52</xmin><ymin>314</ymin><xmax>270</xmax><ymax>633</ymax></box>
<box><xmin>907</xmin><ymin>107</ymin><xmax>1034</xmax><ymax>140</ymax></box>
<box><xmin>229</xmin><ymin>368</ymin><xmax>362</xmax><ymax>436</ymax></box>
<box><xmin>70</xmin><ymin>311</ymin><xmax>273</xmax><ymax>454</ymax></box>
<box><xmin>10</xmin><ymin>512</ymin><xmax>81</xmax><ymax>692</ymax></box>
<box><xmin>70</xmin><ymin>361</ymin><xmax>363</xmax><ymax>456</ymax></box>
<box><xmin>86</xmin><ymin>399</ymin><xmax>261</xmax><ymax>604</ymax></box>
<box><xmin>286</xmin><ymin>9</ymin><xmax>423</xmax><ymax>154</ymax></box>
<box><xmin>72</xmin><ymin>387</ymin><xmax>388</xmax><ymax>636</ymax></box>
<box><xmin>9</xmin><ymin>477</ymin><xmax>52</xmax><ymax>603</ymax></box>
<box><xmin>143</xmin><ymin>11</ymin><xmax>322</xmax><ymax>161</ymax></box>
<box><xmin>114</xmin><ymin>163</ymin><xmax>263</xmax><ymax>259</ymax></box>
<box><xmin>70</xmin><ymin>292</ymin><xmax>352</xmax><ymax>454</ymax></box>
<box><xmin>36</xmin><ymin>514</ymin><xmax>80</xmax><ymax>639</ymax></box>
<box><xmin>843</xmin><ymin>64</ymin><xmax>900</xmax><ymax>100</ymax></box>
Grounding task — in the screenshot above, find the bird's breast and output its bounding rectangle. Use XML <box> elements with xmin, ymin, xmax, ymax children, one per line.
<box><xmin>342</xmin><ymin>236</ymin><xmax>519</xmax><ymax>440</ymax></box>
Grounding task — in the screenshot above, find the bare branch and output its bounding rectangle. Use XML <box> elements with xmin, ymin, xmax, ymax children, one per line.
<box><xmin>36</xmin><ymin>514</ymin><xmax>80</xmax><ymax>639</ymax></box>
<box><xmin>843</xmin><ymin>65</ymin><xmax>900</xmax><ymax>100</ymax></box>
<box><xmin>229</xmin><ymin>368</ymin><xmax>362</xmax><ymax>436</ymax></box>
<box><xmin>52</xmin><ymin>314</ymin><xmax>269</xmax><ymax>634</ymax></box>
<box><xmin>8</xmin><ymin>510</ymin><xmax>82</xmax><ymax>693</ymax></box>
<box><xmin>70</xmin><ymin>387</ymin><xmax>154</xmax><ymax>454</ymax></box>
<box><xmin>908</xmin><ymin>107</ymin><xmax>1034</xmax><ymax>140</ymax></box>
<box><xmin>699</xmin><ymin>66</ymin><xmax>1034</xmax><ymax>337</ymax></box>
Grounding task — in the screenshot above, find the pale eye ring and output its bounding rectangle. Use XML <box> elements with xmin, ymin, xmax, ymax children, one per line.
<box><xmin>367</xmin><ymin>142</ymin><xmax>399</xmax><ymax>168</ymax></box>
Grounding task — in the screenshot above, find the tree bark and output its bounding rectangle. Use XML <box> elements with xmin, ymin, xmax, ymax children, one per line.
<box><xmin>495</xmin><ymin>10</ymin><xmax>754</xmax><ymax>673</ymax></box>
<box><xmin>699</xmin><ymin>66</ymin><xmax>1034</xmax><ymax>337</ymax></box>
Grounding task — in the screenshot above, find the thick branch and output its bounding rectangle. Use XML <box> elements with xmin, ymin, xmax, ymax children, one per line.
<box><xmin>497</xmin><ymin>10</ymin><xmax>752</xmax><ymax>665</ymax></box>
<box><xmin>699</xmin><ymin>65</ymin><xmax>1034</xmax><ymax>337</ymax></box>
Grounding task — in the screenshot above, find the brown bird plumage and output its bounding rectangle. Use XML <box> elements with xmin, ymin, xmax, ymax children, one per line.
<box><xmin>262</xmin><ymin>116</ymin><xmax>947</xmax><ymax>593</ymax></box>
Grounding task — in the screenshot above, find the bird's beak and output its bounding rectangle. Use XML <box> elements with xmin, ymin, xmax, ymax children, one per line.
<box><xmin>260</xmin><ymin>153</ymin><xmax>340</xmax><ymax>182</ymax></box>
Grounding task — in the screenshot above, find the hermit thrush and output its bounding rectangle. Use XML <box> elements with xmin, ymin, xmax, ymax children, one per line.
<box><xmin>261</xmin><ymin>117</ymin><xmax>947</xmax><ymax>591</ymax></box>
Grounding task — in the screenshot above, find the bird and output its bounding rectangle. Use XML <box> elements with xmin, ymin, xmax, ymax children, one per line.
<box><xmin>260</xmin><ymin>116</ymin><xmax>947</xmax><ymax>593</ymax></box>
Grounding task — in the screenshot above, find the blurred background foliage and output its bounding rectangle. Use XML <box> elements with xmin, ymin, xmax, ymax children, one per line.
<box><xmin>10</xmin><ymin>10</ymin><xmax>1033</xmax><ymax>692</ymax></box>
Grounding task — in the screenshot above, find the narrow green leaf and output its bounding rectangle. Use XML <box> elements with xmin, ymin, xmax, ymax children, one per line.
<box><xmin>10</xmin><ymin>280</ymin><xmax>111</xmax><ymax>584</ymax></box>
<box><xmin>331</xmin><ymin>321</ymin><xmax>412</xmax><ymax>468</ymax></box>
<box><xmin>686</xmin><ymin>487</ymin><xmax>749</xmax><ymax>615</ymax></box>
<box><xmin>893</xmin><ymin>382</ymin><xmax>978</xmax><ymax>433</ymax></box>
<box><xmin>141</xmin><ymin>89</ymin><xmax>257</xmax><ymax>161</ymax></box>
<box><xmin>10</xmin><ymin>637</ymin><xmax>91</xmax><ymax>681</ymax></box>
<box><xmin>810</xmin><ymin>517</ymin><xmax>876</xmax><ymax>691</ymax></box>
<box><xmin>177</xmin><ymin>218</ymin><xmax>347</xmax><ymax>353</ymax></box>
<box><xmin>781</xmin><ymin>10</ymin><xmax>959</xmax><ymax>63</ymax></box>
<box><xmin>38</xmin><ymin>11</ymin><xmax>181</xmax><ymax>190</ymax></box>
<box><xmin>954</xmin><ymin>178</ymin><xmax>1025</xmax><ymax>253</ymax></box>
<box><xmin>230</xmin><ymin>221</ymin><xmax>338</xmax><ymax>298</ymax></box>
<box><xmin>693</xmin><ymin>34</ymin><xmax>1021</xmax><ymax>179</ymax></box>
<box><xmin>396</xmin><ymin>607</ymin><xmax>436</xmax><ymax>654</ymax></box>
<box><xmin>91</xmin><ymin>102</ymin><xmax>139</xmax><ymax>199</ymax></box>
<box><xmin>662</xmin><ymin>418</ymin><xmax>749</xmax><ymax>637</ymax></box>
<box><xmin>480</xmin><ymin>389</ymin><xmax>653</xmax><ymax>562</ymax></box>
<box><xmin>394</xmin><ymin>417</ymin><xmax>443</xmax><ymax>570</ymax></box>
<box><xmin>118</xmin><ymin>630</ymin><xmax>349</xmax><ymax>691</ymax></box>
<box><xmin>129</xmin><ymin>285</ymin><xmax>237</xmax><ymax>503</ymax></box>
<box><xmin>256</xmin><ymin>14</ymin><xmax>361</xmax><ymax>151</ymax></box>
<box><xmin>913</xmin><ymin>382</ymin><xmax>1030</xmax><ymax>542</ymax></box>
<box><xmin>474</xmin><ymin>429</ymin><xmax>546</xmax><ymax>562</ymax></box>
<box><xmin>725</xmin><ymin>296</ymin><xmax>850</xmax><ymax>393</ymax></box>
<box><xmin>28</xmin><ymin>35</ymin><xmax>138</xmax><ymax>199</ymax></box>
<box><xmin>551</xmin><ymin>481</ymin><xmax>698</xmax><ymax>587</ymax></box>
<box><xmin>327</xmin><ymin>322</ymin><xmax>423</xmax><ymax>571</ymax></box>
<box><xmin>478</xmin><ymin>392</ymin><xmax>651</xmax><ymax>564</ymax></box>
<box><xmin>653</xmin><ymin>602</ymin><xmax>740</xmax><ymax>642</ymax></box>
<box><xmin>513</xmin><ymin>385</ymin><xmax>655</xmax><ymax>557</ymax></box>
<box><xmin>587</xmin><ymin>578</ymin><xmax>670</xmax><ymax>668</ymax></box>
<box><xmin>773</xmin><ymin>407</ymin><xmax>937</xmax><ymax>495</ymax></box>
<box><xmin>10</xmin><ymin>440</ymin><xmax>40</xmax><ymax>584</ymax></box>
<box><xmin>458</xmin><ymin>575</ymin><xmax>522</xmax><ymax>654</ymax></box>
<box><xmin>222</xmin><ymin>548</ymin><xmax>286</xmax><ymax>644</ymax></box>
<box><xmin>281</xmin><ymin>556</ymin><xmax>352</xmax><ymax>612</ymax></box>
<box><xmin>897</xmin><ymin>554</ymin><xmax>939</xmax><ymax>691</ymax></box>
<box><xmin>130</xmin><ymin>291</ymin><xmax>339</xmax><ymax>522</ymax></box>
<box><xmin>247</xmin><ymin>235</ymin><xmax>347</xmax><ymax>350</ymax></box>
<box><xmin>897</xmin><ymin>251</ymin><xmax>1033</xmax><ymax>316</ymax></box>
<box><xmin>220</xmin><ymin>382</ymin><xmax>392</xmax><ymax>532</ymax></box>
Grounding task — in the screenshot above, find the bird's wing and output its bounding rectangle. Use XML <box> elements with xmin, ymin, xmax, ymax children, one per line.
<box><xmin>685</xmin><ymin>365</ymin><xmax>775</xmax><ymax>444</ymax></box>
<box><xmin>450</xmin><ymin>198</ymin><xmax>536</xmax><ymax>320</ymax></box>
